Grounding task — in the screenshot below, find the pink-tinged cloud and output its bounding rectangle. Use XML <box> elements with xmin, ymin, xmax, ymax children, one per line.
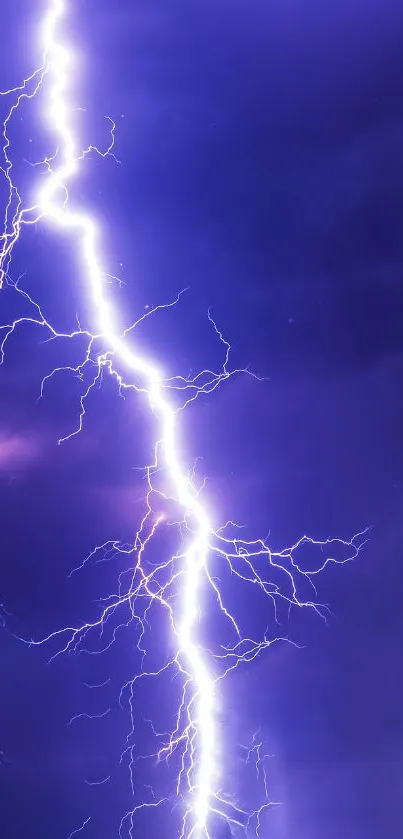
<box><xmin>0</xmin><ymin>433</ymin><xmax>39</xmax><ymax>470</ymax></box>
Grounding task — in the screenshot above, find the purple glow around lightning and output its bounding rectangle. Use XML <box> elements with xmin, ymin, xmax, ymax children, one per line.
<box><xmin>0</xmin><ymin>2</ymin><xmax>366</xmax><ymax>838</ymax></box>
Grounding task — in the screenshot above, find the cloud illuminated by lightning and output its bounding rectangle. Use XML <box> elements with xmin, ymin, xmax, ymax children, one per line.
<box><xmin>0</xmin><ymin>2</ymin><xmax>367</xmax><ymax>837</ymax></box>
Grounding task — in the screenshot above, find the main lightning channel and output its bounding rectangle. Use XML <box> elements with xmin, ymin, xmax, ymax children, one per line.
<box><xmin>32</xmin><ymin>1</ymin><xmax>216</xmax><ymax>835</ymax></box>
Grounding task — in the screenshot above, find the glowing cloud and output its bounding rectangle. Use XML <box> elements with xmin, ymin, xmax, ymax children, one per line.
<box><xmin>0</xmin><ymin>432</ymin><xmax>38</xmax><ymax>470</ymax></box>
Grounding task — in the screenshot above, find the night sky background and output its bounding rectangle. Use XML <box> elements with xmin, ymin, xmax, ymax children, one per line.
<box><xmin>1</xmin><ymin>1</ymin><xmax>403</xmax><ymax>837</ymax></box>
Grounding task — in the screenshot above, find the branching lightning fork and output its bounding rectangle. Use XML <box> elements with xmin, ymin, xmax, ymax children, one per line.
<box><xmin>0</xmin><ymin>2</ymin><xmax>366</xmax><ymax>838</ymax></box>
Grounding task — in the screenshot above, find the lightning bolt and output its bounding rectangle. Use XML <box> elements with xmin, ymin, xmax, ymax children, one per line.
<box><xmin>0</xmin><ymin>2</ymin><xmax>367</xmax><ymax>838</ymax></box>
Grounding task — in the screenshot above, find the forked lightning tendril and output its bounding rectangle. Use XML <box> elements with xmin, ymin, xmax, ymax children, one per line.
<box><xmin>0</xmin><ymin>2</ymin><xmax>366</xmax><ymax>837</ymax></box>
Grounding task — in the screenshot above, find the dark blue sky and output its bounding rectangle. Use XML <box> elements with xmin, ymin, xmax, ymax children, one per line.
<box><xmin>1</xmin><ymin>2</ymin><xmax>403</xmax><ymax>838</ymax></box>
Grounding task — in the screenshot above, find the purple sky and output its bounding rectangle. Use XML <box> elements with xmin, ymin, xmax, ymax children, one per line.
<box><xmin>1</xmin><ymin>2</ymin><xmax>403</xmax><ymax>838</ymax></box>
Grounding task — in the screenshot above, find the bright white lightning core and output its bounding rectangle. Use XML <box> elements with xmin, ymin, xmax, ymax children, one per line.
<box><xmin>0</xmin><ymin>2</ymin><xmax>365</xmax><ymax>838</ymax></box>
